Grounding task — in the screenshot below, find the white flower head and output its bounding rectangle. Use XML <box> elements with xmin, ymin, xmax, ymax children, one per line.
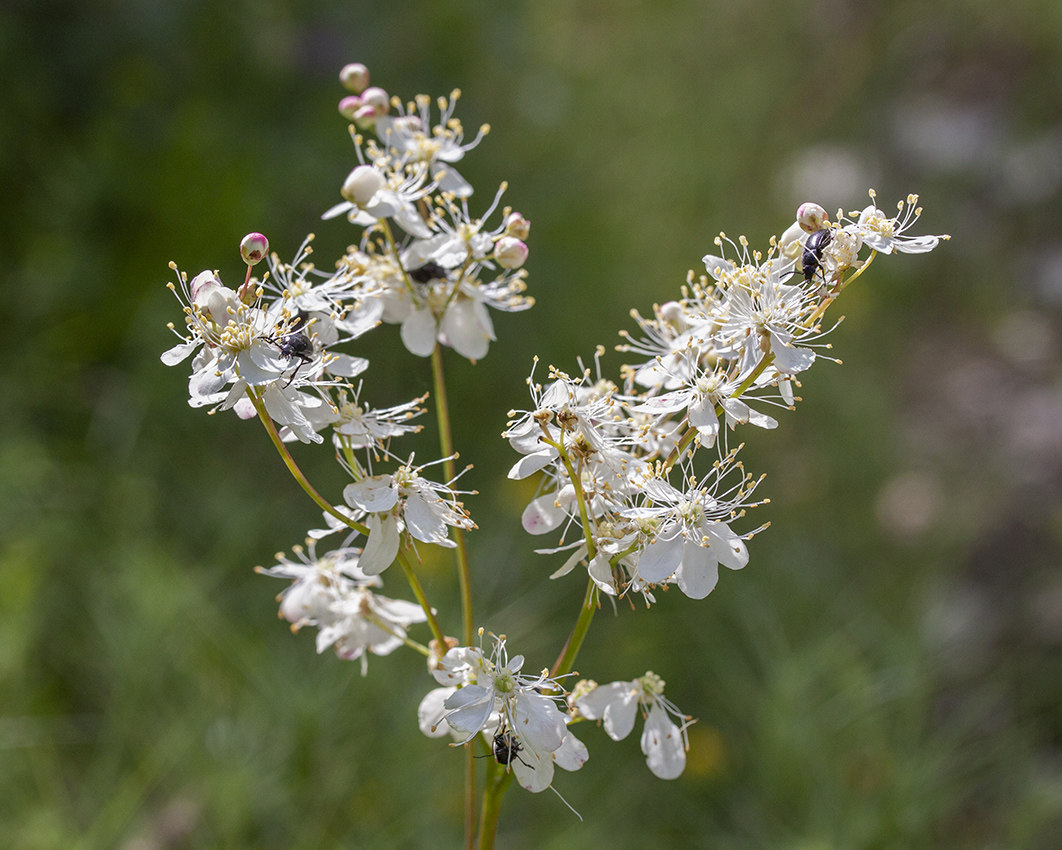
<box><xmin>428</xmin><ymin>633</ymin><xmax>587</xmax><ymax>793</ymax></box>
<box><xmin>574</xmin><ymin>671</ymin><xmax>691</xmax><ymax>780</ymax></box>
<box><xmin>342</xmin><ymin>455</ymin><xmax>476</xmax><ymax>575</ymax></box>
<box><xmin>256</xmin><ymin>541</ymin><xmax>426</xmax><ymax>675</ymax></box>
<box><xmin>844</xmin><ymin>191</ymin><xmax>949</xmax><ymax>255</ymax></box>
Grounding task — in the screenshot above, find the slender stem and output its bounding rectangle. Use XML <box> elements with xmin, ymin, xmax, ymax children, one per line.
<box><xmin>464</xmin><ymin>747</ymin><xmax>476</xmax><ymax>850</ymax></box>
<box><xmin>361</xmin><ymin>611</ymin><xmax>431</xmax><ymax>657</ymax></box>
<box><xmin>431</xmin><ymin>344</ymin><xmax>475</xmax><ymax>647</ymax></box>
<box><xmin>539</xmin><ymin>432</ymin><xmax>598</xmax><ymax>562</ymax></box>
<box><xmin>476</xmin><ymin>769</ymin><xmax>514</xmax><ymax>850</ymax></box>
<box><xmin>551</xmin><ymin>576</ymin><xmax>598</xmax><ymax>678</ymax></box>
<box><xmin>249</xmin><ymin>391</ymin><xmax>369</xmax><ymax>534</ymax></box>
<box><xmin>395</xmin><ymin>551</ymin><xmax>448</xmax><ymax>649</ymax></box>
<box><xmin>249</xmin><ymin>390</ymin><xmax>447</xmax><ymax>648</ymax></box>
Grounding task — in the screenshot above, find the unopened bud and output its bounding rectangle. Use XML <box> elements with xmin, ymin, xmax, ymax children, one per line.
<box><xmin>341</xmin><ymin>165</ymin><xmax>385</xmax><ymax>206</ymax></box>
<box><xmin>360</xmin><ymin>87</ymin><xmax>390</xmax><ymax>116</ymax></box>
<box><xmin>494</xmin><ymin>236</ymin><xmax>528</xmax><ymax>269</ymax></box>
<box><xmin>353</xmin><ymin>103</ymin><xmax>380</xmax><ymax>130</ymax></box>
<box><xmin>240</xmin><ymin>232</ymin><xmax>269</xmax><ymax>266</ymax></box>
<box><xmin>339</xmin><ymin>63</ymin><xmax>370</xmax><ymax>94</ymax></box>
<box><xmin>504</xmin><ymin>212</ymin><xmax>530</xmax><ymax>240</ymax></box>
<box><xmin>796</xmin><ymin>202</ymin><xmax>828</xmax><ymax>233</ymax></box>
<box><xmin>338</xmin><ymin>95</ymin><xmax>362</xmax><ymax>120</ymax></box>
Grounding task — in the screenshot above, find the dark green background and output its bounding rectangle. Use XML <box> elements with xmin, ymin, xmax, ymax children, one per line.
<box><xmin>3</xmin><ymin>1</ymin><xmax>1061</xmax><ymax>847</ymax></box>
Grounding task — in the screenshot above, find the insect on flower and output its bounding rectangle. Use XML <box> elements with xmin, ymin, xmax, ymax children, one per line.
<box><xmin>801</xmin><ymin>228</ymin><xmax>833</xmax><ymax>285</ymax></box>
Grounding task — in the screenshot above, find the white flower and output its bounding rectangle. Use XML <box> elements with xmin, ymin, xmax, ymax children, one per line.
<box><xmin>342</xmin><ymin>458</ymin><xmax>475</xmax><ymax>575</ymax></box>
<box><xmin>323</xmin><ymin>162</ymin><xmax>434</xmax><ymax>239</ymax></box>
<box><xmin>161</xmin><ymin>264</ymin><xmax>330</xmax><ymax>442</ymax></box>
<box><xmin>845</xmin><ymin>192</ymin><xmax>948</xmax><ymax>255</ymax></box>
<box><xmin>622</xmin><ymin>457</ymin><xmax>764</xmax><ymax>599</ymax></box>
<box><xmin>427</xmin><ymin>635</ymin><xmax>587</xmax><ymax>793</ymax></box>
<box><xmin>575</xmin><ymin>672</ymin><xmax>690</xmax><ymax>780</ymax></box>
<box><xmin>256</xmin><ymin>542</ymin><xmax>426</xmax><ymax>675</ymax></box>
<box><xmin>374</xmin><ymin>89</ymin><xmax>489</xmax><ymax>198</ymax></box>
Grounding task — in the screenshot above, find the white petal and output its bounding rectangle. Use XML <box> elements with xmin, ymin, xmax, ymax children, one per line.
<box><xmin>400</xmin><ymin>308</ymin><xmax>438</xmax><ymax>357</ymax></box>
<box><xmin>161</xmin><ymin>339</ymin><xmax>199</xmax><ymax>366</ymax></box>
<box><xmin>636</xmin><ymin>532</ymin><xmax>684</xmax><ymax>583</ymax></box>
<box><xmin>512</xmin><ymin>692</ymin><xmax>566</xmax><ymax>754</ymax></box>
<box><xmin>521</xmin><ymin>493</ymin><xmax>567</xmax><ymax>535</ymax></box>
<box><xmin>418</xmin><ymin>687</ymin><xmax>458</xmax><ymax>738</ymax></box>
<box><xmin>343</xmin><ymin>477</ymin><xmax>399</xmax><ymax>513</ymax></box>
<box><xmin>404</xmin><ymin>491</ymin><xmax>448</xmax><ymax>544</ymax></box>
<box><xmin>675</xmin><ymin>539</ymin><xmax>720</xmax><ymax>599</ymax></box>
<box><xmin>511</xmin><ymin>741</ymin><xmax>554</xmax><ymax>793</ymax></box>
<box><xmin>327</xmin><ymin>353</ymin><xmax>370</xmax><ymax>378</ymax></box>
<box><xmin>359</xmin><ymin>513</ymin><xmax>400</xmax><ymax>576</ymax></box>
<box><xmin>641</xmin><ymin>704</ymin><xmax>686</xmax><ymax>780</ymax></box>
<box><xmin>507</xmin><ymin>449</ymin><xmax>557</xmax><ymax>480</ymax></box>
<box><xmin>552</xmin><ymin>730</ymin><xmax>589</xmax><ymax>772</ymax></box>
<box><xmin>431</xmin><ymin>162</ymin><xmax>473</xmax><ymax>197</ymax></box>
<box><xmin>441</xmin><ymin>299</ymin><xmax>490</xmax><ymax>361</ymax></box>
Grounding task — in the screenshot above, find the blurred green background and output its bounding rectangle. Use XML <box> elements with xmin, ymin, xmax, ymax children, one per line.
<box><xmin>3</xmin><ymin>0</ymin><xmax>1062</xmax><ymax>847</ymax></box>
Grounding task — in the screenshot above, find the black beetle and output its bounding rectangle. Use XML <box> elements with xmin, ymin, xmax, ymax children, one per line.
<box><xmin>801</xmin><ymin>228</ymin><xmax>833</xmax><ymax>285</ymax></box>
<box><xmin>408</xmin><ymin>260</ymin><xmax>448</xmax><ymax>283</ymax></box>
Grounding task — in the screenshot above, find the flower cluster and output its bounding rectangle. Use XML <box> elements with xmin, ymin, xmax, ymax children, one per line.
<box><xmin>256</xmin><ymin>542</ymin><xmax>427</xmax><ymax>676</ymax></box>
<box><xmin>161</xmin><ymin>60</ymin><xmax>949</xmax><ymax>840</ymax></box>
<box><xmin>506</xmin><ymin>197</ymin><xmax>947</xmax><ymax>604</ymax></box>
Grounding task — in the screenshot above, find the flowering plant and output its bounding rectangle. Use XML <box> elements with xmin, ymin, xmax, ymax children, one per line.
<box><xmin>161</xmin><ymin>61</ymin><xmax>946</xmax><ymax>848</ymax></box>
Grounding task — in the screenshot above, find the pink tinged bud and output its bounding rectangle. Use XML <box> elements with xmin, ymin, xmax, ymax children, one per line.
<box><xmin>342</xmin><ymin>165</ymin><xmax>386</xmax><ymax>206</ymax></box>
<box><xmin>338</xmin><ymin>95</ymin><xmax>362</xmax><ymax>120</ymax></box>
<box><xmin>796</xmin><ymin>202</ymin><xmax>829</xmax><ymax>233</ymax></box>
<box><xmin>360</xmin><ymin>87</ymin><xmax>390</xmax><ymax>116</ymax></box>
<box><xmin>504</xmin><ymin>212</ymin><xmax>530</xmax><ymax>240</ymax></box>
<box><xmin>339</xmin><ymin>63</ymin><xmax>370</xmax><ymax>94</ymax></box>
<box><xmin>353</xmin><ymin>104</ymin><xmax>380</xmax><ymax>130</ymax></box>
<box><xmin>240</xmin><ymin>232</ymin><xmax>269</xmax><ymax>266</ymax></box>
<box><xmin>495</xmin><ymin>236</ymin><xmax>528</xmax><ymax>269</ymax></box>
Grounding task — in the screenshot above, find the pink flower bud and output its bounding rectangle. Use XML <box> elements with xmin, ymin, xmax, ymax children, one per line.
<box><xmin>353</xmin><ymin>104</ymin><xmax>380</xmax><ymax>130</ymax></box>
<box><xmin>240</xmin><ymin>232</ymin><xmax>269</xmax><ymax>266</ymax></box>
<box><xmin>504</xmin><ymin>212</ymin><xmax>530</xmax><ymax>240</ymax></box>
<box><xmin>341</xmin><ymin>165</ymin><xmax>386</xmax><ymax>206</ymax></box>
<box><xmin>796</xmin><ymin>202</ymin><xmax>828</xmax><ymax>233</ymax></box>
<box><xmin>495</xmin><ymin>236</ymin><xmax>528</xmax><ymax>269</ymax></box>
<box><xmin>339</xmin><ymin>63</ymin><xmax>370</xmax><ymax>94</ymax></box>
<box><xmin>338</xmin><ymin>95</ymin><xmax>362</xmax><ymax>120</ymax></box>
<box><xmin>360</xmin><ymin>87</ymin><xmax>390</xmax><ymax>116</ymax></box>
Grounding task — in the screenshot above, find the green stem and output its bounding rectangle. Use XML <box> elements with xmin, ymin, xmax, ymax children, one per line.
<box><xmin>464</xmin><ymin>748</ymin><xmax>476</xmax><ymax>850</ymax></box>
<box><xmin>249</xmin><ymin>391</ymin><xmax>369</xmax><ymax>534</ymax></box>
<box><xmin>361</xmin><ymin>611</ymin><xmax>431</xmax><ymax>657</ymax></box>
<box><xmin>476</xmin><ymin>769</ymin><xmax>514</xmax><ymax>850</ymax></box>
<box><xmin>539</xmin><ymin>432</ymin><xmax>598</xmax><ymax>562</ymax></box>
<box><xmin>395</xmin><ymin>551</ymin><xmax>448</xmax><ymax>650</ymax></box>
<box><xmin>431</xmin><ymin>344</ymin><xmax>475</xmax><ymax>647</ymax></box>
<box><xmin>551</xmin><ymin>576</ymin><xmax>598</xmax><ymax>678</ymax></box>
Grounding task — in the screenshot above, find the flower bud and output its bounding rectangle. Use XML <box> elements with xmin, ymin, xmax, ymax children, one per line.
<box><xmin>338</xmin><ymin>95</ymin><xmax>362</xmax><ymax>120</ymax></box>
<box><xmin>796</xmin><ymin>202</ymin><xmax>828</xmax><ymax>233</ymax></box>
<box><xmin>353</xmin><ymin>104</ymin><xmax>380</xmax><ymax>130</ymax></box>
<box><xmin>360</xmin><ymin>87</ymin><xmax>390</xmax><ymax>116</ymax></box>
<box><xmin>339</xmin><ymin>63</ymin><xmax>370</xmax><ymax>94</ymax></box>
<box><xmin>341</xmin><ymin>165</ymin><xmax>386</xmax><ymax>206</ymax></box>
<box><xmin>240</xmin><ymin>232</ymin><xmax>269</xmax><ymax>266</ymax></box>
<box><xmin>494</xmin><ymin>236</ymin><xmax>528</xmax><ymax>269</ymax></box>
<box><xmin>504</xmin><ymin>211</ymin><xmax>530</xmax><ymax>240</ymax></box>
